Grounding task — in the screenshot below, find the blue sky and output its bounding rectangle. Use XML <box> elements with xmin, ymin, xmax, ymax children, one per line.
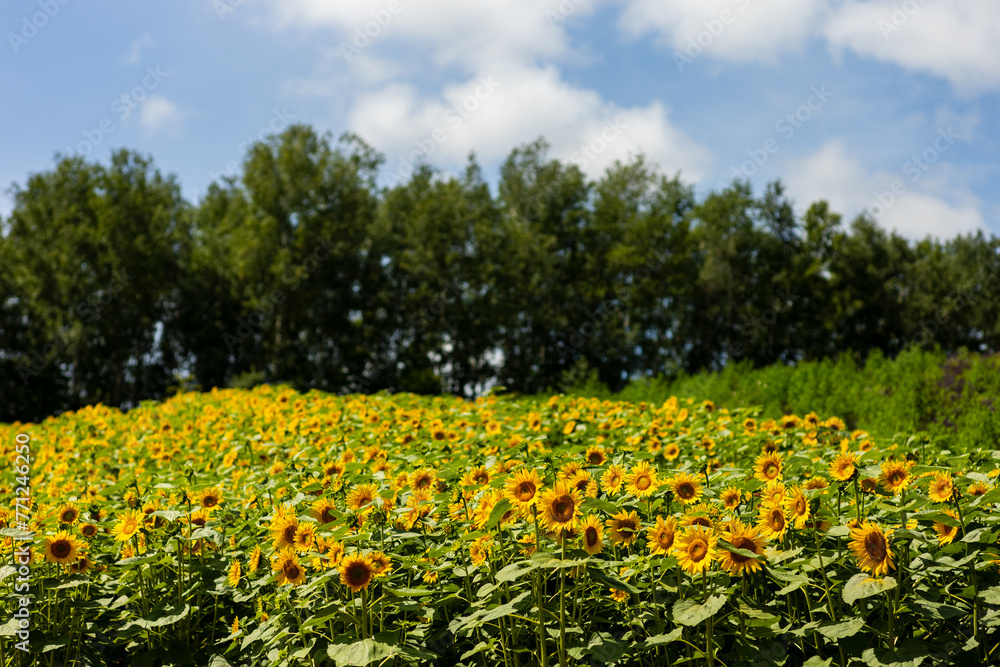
<box><xmin>2</xmin><ymin>0</ymin><xmax>999</xmax><ymax>239</ymax></box>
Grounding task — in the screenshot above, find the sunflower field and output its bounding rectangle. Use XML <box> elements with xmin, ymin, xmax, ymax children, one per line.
<box><xmin>3</xmin><ymin>386</ymin><xmax>1000</xmax><ymax>666</ymax></box>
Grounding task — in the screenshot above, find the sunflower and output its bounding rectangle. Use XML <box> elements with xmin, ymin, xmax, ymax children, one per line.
<box><xmin>756</xmin><ymin>503</ymin><xmax>788</xmax><ymax>541</ymax></box>
<box><xmin>830</xmin><ymin>452</ymin><xmax>860</xmax><ymax>482</ymax></box>
<box><xmin>504</xmin><ymin>469</ymin><xmax>542</xmax><ymax>511</ymax></box>
<box><xmin>967</xmin><ymin>481</ymin><xmax>989</xmax><ymax>497</ymax></box>
<box><xmin>311</xmin><ymin>498</ymin><xmax>338</xmax><ymax>525</ymax></box>
<box><xmin>538</xmin><ymin>481</ymin><xmax>582</xmax><ymax>533</ymax></box>
<box><xmin>933</xmin><ymin>510</ymin><xmax>960</xmax><ymax>545</ymax></box>
<box><xmin>720</xmin><ymin>486</ymin><xmax>743</xmax><ymax>511</ymax></box>
<box><xmin>293</xmin><ymin>522</ymin><xmax>316</xmax><ymax>553</ymax></box>
<box><xmin>198</xmin><ymin>486</ymin><xmax>223</xmax><ymax>509</ymax></box>
<box><xmin>784</xmin><ymin>486</ymin><xmax>811</xmax><ymax>530</ymax></box>
<box><xmin>44</xmin><ymin>530</ymin><xmax>84</xmax><ymax>565</ymax></box>
<box><xmin>879</xmin><ymin>460</ymin><xmax>911</xmax><ymax>496</ymax></box>
<box><xmin>663</xmin><ymin>443</ymin><xmax>680</xmax><ymax>461</ymax></box>
<box><xmin>469</xmin><ymin>536</ymin><xmax>493</xmax><ymax>566</ymax></box>
<box><xmin>272</xmin><ymin>548</ymin><xmax>306</xmax><ymax>586</ymax></box>
<box><xmin>585</xmin><ymin>446</ymin><xmax>607</xmax><ymax>467</ymax></box>
<box><xmin>601</xmin><ymin>465</ymin><xmax>626</xmax><ymax>495</ymax></box>
<box><xmin>928</xmin><ymin>472</ymin><xmax>955</xmax><ymax>503</ymax></box>
<box><xmin>673</xmin><ymin>525</ymin><xmax>717</xmax><ymax>575</ymax></box>
<box><xmin>754</xmin><ymin>452</ymin><xmax>784</xmax><ymax>484</ymax></box>
<box><xmin>247</xmin><ymin>545</ymin><xmax>262</xmax><ymax>573</ymax></box>
<box><xmin>270</xmin><ymin>513</ymin><xmax>300</xmax><ymax>550</ymax></box>
<box><xmin>112</xmin><ymin>509</ymin><xmax>144</xmax><ymax>543</ymax></box>
<box><xmin>68</xmin><ymin>556</ymin><xmax>93</xmax><ymax>574</ymax></box>
<box><xmin>646</xmin><ymin>516</ymin><xmax>678</xmax><ymax>556</ymax></box>
<box><xmin>80</xmin><ymin>522</ymin><xmax>98</xmax><ymax>539</ymax></box>
<box><xmin>461</xmin><ymin>466</ymin><xmax>491</xmax><ymax>487</ymax></box>
<box><xmin>606</xmin><ymin>510</ymin><xmax>642</xmax><ymax>546</ymax></box>
<box><xmin>568</xmin><ymin>470</ymin><xmax>593</xmax><ymax>496</ymax></box>
<box><xmin>670</xmin><ymin>472</ymin><xmax>702</xmax><ymax>505</ymax></box>
<box><xmin>719</xmin><ymin>521</ymin><xmax>766</xmax><ymax>576</ymax></box>
<box><xmin>804</xmin><ymin>476</ymin><xmax>829</xmax><ymax>491</ymax></box>
<box><xmin>227</xmin><ymin>559</ymin><xmax>242</xmax><ymax>587</ymax></box>
<box><xmin>762</xmin><ymin>481</ymin><xmax>787</xmax><ymax>507</ymax></box>
<box><xmin>346</xmin><ymin>483</ymin><xmax>379</xmax><ymax>511</ymax></box>
<box><xmin>580</xmin><ymin>515</ymin><xmax>604</xmax><ymax>555</ymax></box>
<box><xmin>409</xmin><ymin>469</ymin><xmax>437</xmax><ymax>493</ymax></box>
<box><xmin>369</xmin><ymin>551</ymin><xmax>392</xmax><ymax>577</ymax></box>
<box><xmin>57</xmin><ymin>503</ymin><xmax>79</xmax><ymax>525</ymax></box>
<box><xmin>625</xmin><ymin>461</ymin><xmax>660</xmax><ymax>498</ymax></box>
<box><xmin>848</xmin><ymin>521</ymin><xmax>894</xmax><ymax>575</ymax></box>
<box><xmin>340</xmin><ymin>554</ymin><xmax>375</xmax><ymax>592</ymax></box>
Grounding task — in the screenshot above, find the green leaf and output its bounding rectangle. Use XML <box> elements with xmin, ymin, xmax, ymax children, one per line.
<box><xmin>643</xmin><ymin>628</ymin><xmax>684</xmax><ymax>647</ymax></box>
<box><xmin>485</xmin><ymin>499</ymin><xmax>512</xmax><ymax>530</ymax></box>
<box><xmin>718</xmin><ymin>539</ymin><xmax>760</xmax><ymax>560</ymax></box>
<box><xmin>126</xmin><ymin>603</ymin><xmax>191</xmax><ymax>630</ymax></box>
<box><xmin>207</xmin><ymin>656</ymin><xmax>233</xmax><ymax>667</ymax></box>
<box><xmin>980</xmin><ymin>586</ymin><xmax>1000</xmax><ymax>605</ymax></box>
<box><xmin>495</xmin><ymin>560</ymin><xmax>538</xmax><ymax>583</ymax></box>
<box><xmin>326</xmin><ymin>639</ymin><xmax>401</xmax><ymax>666</ymax></box>
<box><xmin>802</xmin><ymin>658</ymin><xmax>833</xmax><ymax>667</ymax></box>
<box><xmin>843</xmin><ymin>573</ymin><xmax>897</xmax><ymax>605</ymax></box>
<box><xmin>673</xmin><ymin>594</ymin><xmax>727</xmax><ymax>626</ymax></box>
<box><xmin>818</xmin><ymin>617</ymin><xmax>865</xmax><ymax>640</ymax></box>
<box><xmin>581</xmin><ymin>497</ymin><xmax>621</xmax><ymax>515</ymax></box>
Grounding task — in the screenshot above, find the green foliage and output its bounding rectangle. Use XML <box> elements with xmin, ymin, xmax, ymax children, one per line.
<box><xmin>2</xmin><ymin>125</ymin><xmax>1000</xmax><ymax>422</ymax></box>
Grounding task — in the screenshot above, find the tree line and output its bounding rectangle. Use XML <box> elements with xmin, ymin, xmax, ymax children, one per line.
<box><xmin>1</xmin><ymin>124</ymin><xmax>998</xmax><ymax>422</ymax></box>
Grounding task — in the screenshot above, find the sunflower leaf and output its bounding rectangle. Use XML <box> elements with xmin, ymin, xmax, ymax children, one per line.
<box><xmin>673</xmin><ymin>594</ymin><xmax>727</xmax><ymax>626</ymax></box>
<box><xmin>843</xmin><ymin>573</ymin><xmax>897</xmax><ymax>605</ymax></box>
<box><xmin>484</xmin><ymin>499</ymin><xmax>512</xmax><ymax>530</ymax></box>
<box><xmin>326</xmin><ymin>639</ymin><xmax>401</xmax><ymax>666</ymax></box>
<box><xmin>818</xmin><ymin>617</ymin><xmax>865</xmax><ymax>640</ymax></box>
<box><xmin>718</xmin><ymin>540</ymin><xmax>760</xmax><ymax>560</ymax></box>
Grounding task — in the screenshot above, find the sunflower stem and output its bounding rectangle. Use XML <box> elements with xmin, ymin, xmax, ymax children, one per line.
<box><xmin>558</xmin><ymin>538</ymin><xmax>568</xmax><ymax>667</ymax></box>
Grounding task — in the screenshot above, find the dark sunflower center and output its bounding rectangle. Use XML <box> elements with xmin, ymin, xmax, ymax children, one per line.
<box><xmin>677</xmin><ymin>483</ymin><xmax>695</xmax><ymax>499</ymax></box>
<box><xmin>322</xmin><ymin>509</ymin><xmax>335</xmax><ymax>524</ymax></box>
<box><xmin>193</xmin><ymin>517</ymin><xmax>206</xmax><ymax>527</ymax></box>
<box><xmin>553</xmin><ymin>496</ymin><xmax>574</xmax><ymax>521</ymax></box>
<box><xmin>517</xmin><ymin>482</ymin><xmax>536</xmax><ymax>500</ymax></box>
<box><xmin>690</xmin><ymin>517</ymin><xmax>711</xmax><ymax>529</ymax></box>
<box><xmin>203</xmin><ymin>496</ymin><xmax>218</xmax><ymax>508</ymax></box>
<box><xmin>765</xmin><ymin>464</ymin><xmax>778</xmax><ymax>478</ymax></box>
<box><xmin>347</xmin><ymin>563</ymin><xmax>370</xmax><ymax>586</ymax></box>
<box><xmin>619</xmin><ymin>520</ymin><xmax>637</xmax><ymax>535</ymax></box>
<box><xmin>284</xmin><ymin>562</ymin><xmax>300</xmax><ymax>579</ymax></box>
<box><xmin>475</xmin><ymin>474</ymin><xmax>488</xmax><ymax>484</ymax></box>
<box><xmin>770</xmin><ymin>511</ymin><xmax>785</xmax><ymax>530</ymax></box>
<box><xmin>795</xmin><ymin>499</ymin><xmax>807</xmax><ymax>514</ymax></box>
<box><xmin>635</xmin><ymin>475</ymin><xmax>651</xmax><ymax>490</ymax></box>
<box><xmin>61</xmin><ymin>511</ymin><xmax>76</xmax><ymax>522</ymax></box>
<box><xmin>588</xmin><ymin>454</ymin><xmax>602</xmax><ymax>465</ymax></box>
<box><xmin>864</xmin><ymin>531</ymin><xmax>887</xmax><ymax>562</ymax></box>
<box><xmin>283</xmin><ymin>526</ymin><xmax>297</xmax><ymax>543</ymax></box>
<box><xmin>585</xmin><ymin>527</ymin><xmax>599</xmax><ymax>546</ymax></box>
<box><xmin>689</xmin><ymin>540</ymin><xmax>707</xmax><ymax>561</ymax></box>
<box><xmin>82</xmin><ymin>525</ymin><xmax>96</xmax><ymax>537</ymax></box>
<box><xmin>658</xmin><ymin>531</ymin><xmax>674</xmax><ymax>549</ymax></box>
<box><xmin>416</xmin><ymin>478</ymin><xmax>430</xmax><ymax>489</ymax></box>
<box><xmin>730</xmin><ymin>537</ymin><xmax>755</xmax><ymax>563</ymax></box>
<box><xmin>51</xmin><ymin>540</ymin><xmax>71</xmax><ymax>558</ymax></box>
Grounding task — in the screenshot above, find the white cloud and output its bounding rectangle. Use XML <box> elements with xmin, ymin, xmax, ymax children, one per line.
<box><xmin>120</xmin><ymin>33</ymin><xmax>153</xmax><ymax>66</ymax></box>
<box><xmin>349</xmin><ymin>64</ymin><xmax>712</xmax><ymax>185</ymax></box>
<box><xmin>140</xmin><ymin>96</ymin><xmax>185</xmax><ymax>135</ymax></box>
<box><xmin>785</xmin><ymin>139</ymin><xmax>985</xmax><ymax>240</ymax></box>
<box><xmin>257</xmin><ymin>0</ymin><xmax>594</xmax><ymax>70</ymax></box>
<box><xmin>825</xmin><ymin>1</ymin><xmax>1000</xmax><ymax>94</ymax></box>
<box><xmin>618</xmin><ymin>0</ymin><xmax>824</xmax><ymax>64</ymax></box>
